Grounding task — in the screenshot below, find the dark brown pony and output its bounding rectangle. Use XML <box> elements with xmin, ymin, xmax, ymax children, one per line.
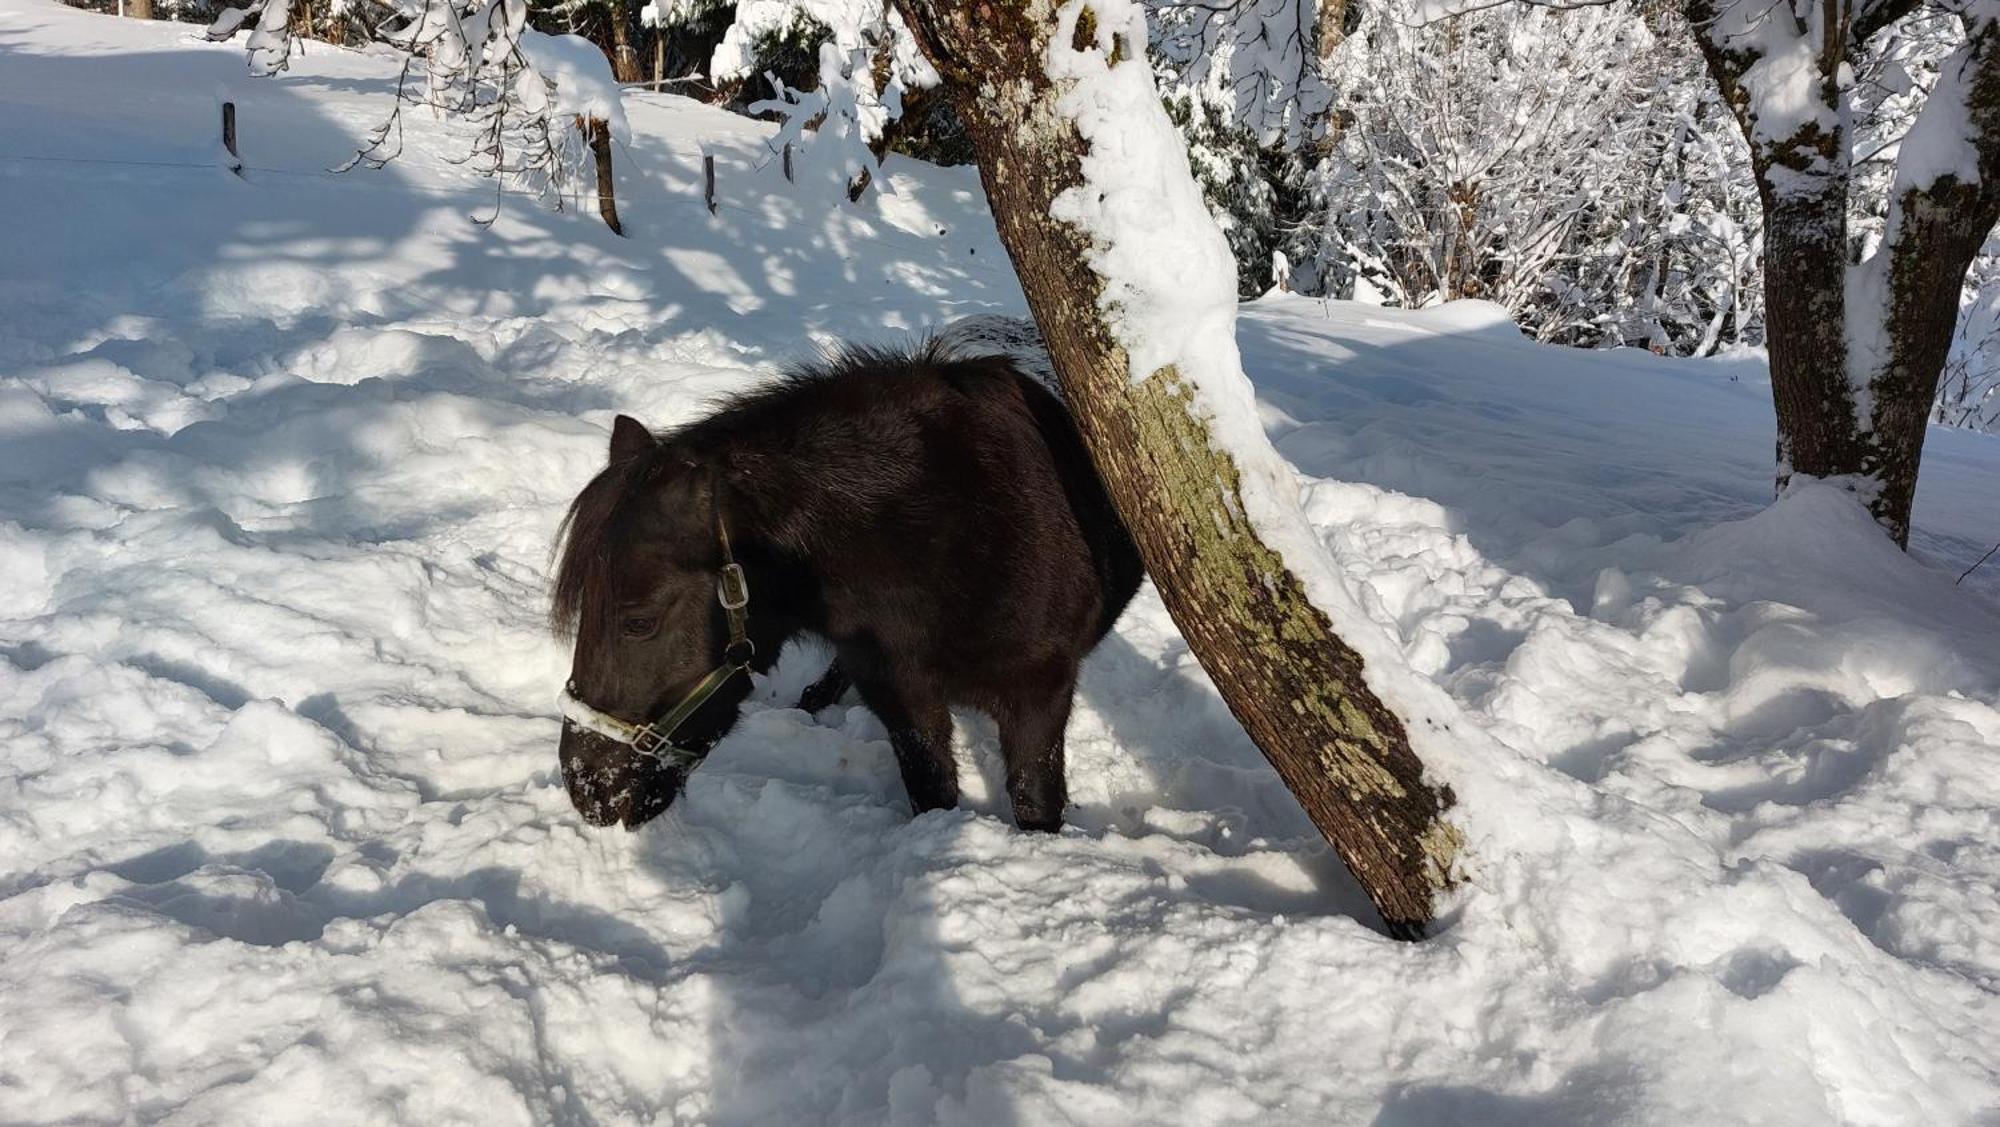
<box><xmin>551</xmin><ymin>342</ymin><xmax>1143</xmax><ymax>830</ymax></box>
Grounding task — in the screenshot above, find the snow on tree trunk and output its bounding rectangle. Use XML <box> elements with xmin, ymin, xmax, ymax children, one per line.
<box><xmin>895</xmin><ymin>0</ymin><xmax>1462</xmax><ymax>936</ymax></box>
<box><xmin>1691</xmin><ymin>0</ymin><xmax>2000</xmax><ymax>546</ymax></box>
<box><xmin>1858</xmin><ymin>19</ymin><xmax>2000</xmax><ymax>542</ymax></box>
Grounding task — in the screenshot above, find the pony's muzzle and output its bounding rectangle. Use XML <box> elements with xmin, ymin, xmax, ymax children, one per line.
<box><xmin>559</xmin><ymin>722</ymin><xmax>679</xmax><ymax>829</ymax></box>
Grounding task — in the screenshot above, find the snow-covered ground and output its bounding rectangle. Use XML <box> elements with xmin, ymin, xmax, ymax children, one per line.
<box><xmin>3</xmin><ymin>4</ymin><xmax>1998</xmax><ymax>1122</ymax></box>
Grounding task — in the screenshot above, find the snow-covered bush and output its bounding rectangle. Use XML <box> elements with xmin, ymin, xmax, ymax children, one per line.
<box><xmin>1154</xmin><ymin>60</ymin><xmax>1286</xmax><ymax>300</ymax></box>
<box><xmin>1297</xmin><ymin>0</ymin><xmax>1766</xmax><ymax>354</ymax></box>
<box><xmin>634</xmin><ymin>2</ymin><xmax>971</xmax><ymax>164</ymax></box>
<box><xmin>211</xmin><ymin>0</ymin><xmax>625</xmax><ymax>217</ymax></box>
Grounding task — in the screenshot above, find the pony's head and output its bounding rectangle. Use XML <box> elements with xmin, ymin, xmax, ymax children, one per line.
<box><xmin>550</xmin><ymin>416</ymin><xmax>754</xmax><ymax>828</ymax></box>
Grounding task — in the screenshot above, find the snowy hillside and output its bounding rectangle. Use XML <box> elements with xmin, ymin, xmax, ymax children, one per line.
<box><xmin>3</xmin><ymin>4</ymin><xmax>1998</xmax><ymax>1123</ymax></box>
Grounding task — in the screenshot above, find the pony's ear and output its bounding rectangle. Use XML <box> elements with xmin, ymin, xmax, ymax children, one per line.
<box><xmin>609</xmin><ymin>414</ymin><xmax>655</xmax><ymax>464</ymax></box>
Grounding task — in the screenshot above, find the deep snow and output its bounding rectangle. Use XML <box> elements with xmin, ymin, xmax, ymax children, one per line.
<box><xmin>2</xmin><ymin>4</ymin><xmax>1998</xmax><ymax>1123</ymax></box>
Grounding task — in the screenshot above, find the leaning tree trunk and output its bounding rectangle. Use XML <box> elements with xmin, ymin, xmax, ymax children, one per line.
<box><xmin>895</xmin><ymin>0</ymin><xmax>1460</xmax><ymax>936</ymax></box>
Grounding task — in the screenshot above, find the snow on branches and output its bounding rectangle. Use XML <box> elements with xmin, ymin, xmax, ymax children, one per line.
<box><xmin>210</xmin><ymin>0</ymin><xmax>623</xmax><ymax>215</ymax></box>
<box><xmin>746</xmin><ymin>39</ymin><xmax>892</xmax><ymax>199</ymax></box>
<box><xmin>208</xmin><ymin>0</ymin><xmax>2000</xmax><ymax>432</ymax></box>
<box><xmin>706</xmin><ymin>2</ymin><xmax>933</xmax><ymax>194</ymax></box>
<box><xmin>1149</xmin><ymin>0</ymin><xmax>1332</xmax><ymax>149</ymax></box>
<box><xmin>1268</xmin><ymin>0</ymin><xmax>1763</xmax><ymax>354</ymax></box>
<box><xmin>206</xmin><ymin>0</ymin><xmax>298</xmax><ymax>77</ymax></box>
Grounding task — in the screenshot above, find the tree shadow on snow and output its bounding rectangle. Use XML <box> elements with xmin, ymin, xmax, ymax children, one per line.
<box><xmin>1372</xmin><ymin>1070</ymin><xmax>1641</xmax><ymax>1127</ymax></box>
<box><xmin>103</xmin><ymin>838</ymin><xmax>675</xmax><ymax>977</ymax></box>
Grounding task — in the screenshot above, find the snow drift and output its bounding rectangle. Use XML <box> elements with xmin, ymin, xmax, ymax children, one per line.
<box><xmin>1</xmin><ymin>3</ymin><xmax>1997</xmax><ymax>1122</ymax></box>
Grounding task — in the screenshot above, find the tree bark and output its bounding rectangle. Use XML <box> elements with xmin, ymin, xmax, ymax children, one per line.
<box><xmin>582</xmin><ymin>116</ymin><xmax>624</xmax><ymax>236</ymax></box>
<box><xmin>1761</xmin><ymin>186</ymin><xmax>1865</xmax><ymax>486</ymax></box>
<box><xmin>1689</xmin><ymin>0</ymin><xmax>2000</xmax><ymax>546</ymax></box>
<box><xmin>1866</xmin><ymin>23</ymin><xmax>2000</xmax><ymax>543</ymax></box>
<box><xmin>1869</xmin><ymin>180</ymin><xmax>1995</xmax><ymax>541</ymax></box>
<box><xmin>1689</xmin><ymin>0</ymin><xmax>1866</xmax><ymax>499</ymax></box>
<box><xmin>606</xmin><ymin>0</ymin><xmax>641</xmax><ymax>83</ymax></box>
<box><xmin>895</xmin><ymin>0</ymin><xmax>1460</xmax><ymax>936</ymax></box>
<box><xmin>1314</xmin><ymin>0</ymin><xmax>1351</xmax><ymax>153</ymax></box>
<box><xmin>1318</xmin><ymin>0</ymin><xmax>1350</xmax><ymax>56</ymax></box>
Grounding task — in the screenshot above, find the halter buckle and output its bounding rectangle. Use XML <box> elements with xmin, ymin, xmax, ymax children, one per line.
<box><xmin>717</xmin><ymin>562</ymin><xmax>749</xmax><ymax>610</ymax></box>
<box><xmin>630</xmin><ymin>723</ymin><xmax>669</xmax><ymax>758</ymax></box>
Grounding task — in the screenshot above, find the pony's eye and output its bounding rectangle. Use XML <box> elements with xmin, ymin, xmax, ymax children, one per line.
<box><xmin>621</xmin><ymin>615</ymin><xmax>660</xmax><ymax>639</ymax></box>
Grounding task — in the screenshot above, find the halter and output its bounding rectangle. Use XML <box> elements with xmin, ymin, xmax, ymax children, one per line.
<box><xmin>557</xmin><ymin>469</ymin><xmax>754</xmax><ymax>774</ymax></box>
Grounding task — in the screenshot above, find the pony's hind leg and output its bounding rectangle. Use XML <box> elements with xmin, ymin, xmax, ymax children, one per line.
<box><xmin>853</xmin><ymin>675</ymin><xmax>958</xmax><ymax>815</ymax></box>
<box><xmin>997</xmin><ymin>667</ymin><xmax>1077</xmax><ymax>833</ymax></box>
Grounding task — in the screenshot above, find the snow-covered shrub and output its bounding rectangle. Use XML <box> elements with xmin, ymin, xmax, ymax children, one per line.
<box><xmin>212</xmin><ymin>0</ymin><xmax>624</xmax><ymax>217</ymax></box>
<box><xmin>1298</xmin><ymin>0</ymin><xmax>1767</xmax><ymax>355</ymax></box>
<box><xmin>1154</xmin><ymin>64</ymin><xmax>1285</xmax><ymax>300</ymax></box>
<box><xmin>637</xmin><ymin>2</ymin><xmax>969</xmax><ymax>165</ymax></box>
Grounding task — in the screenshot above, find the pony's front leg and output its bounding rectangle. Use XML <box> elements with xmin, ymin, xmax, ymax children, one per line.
<box><xmin>854</xmin><ymin>675</ymin><xmax>958</xmax><ymax>815</ymax></box>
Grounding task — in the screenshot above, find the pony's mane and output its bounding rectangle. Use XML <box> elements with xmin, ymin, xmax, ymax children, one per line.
<box><xmin>549</xmin><ymin>339</ymin><xmax>996</xmax><ymax>639</ymax></box>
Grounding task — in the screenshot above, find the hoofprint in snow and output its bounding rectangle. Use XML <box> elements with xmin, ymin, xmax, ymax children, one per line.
<box><xmin>1</xmin><ymin>3</ymin><xmax>1997</xmax><ymax>1123</ymax></box>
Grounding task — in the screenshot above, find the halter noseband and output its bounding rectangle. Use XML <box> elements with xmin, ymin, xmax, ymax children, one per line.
<box><xmin>557</xmin><ymin>468</ymin><xmax>754</xmax><ymax>774</ymax></box>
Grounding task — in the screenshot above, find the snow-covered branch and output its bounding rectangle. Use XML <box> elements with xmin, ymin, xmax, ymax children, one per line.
<box><xmin>207</xmin><ymin>0</ymin><xmax>299</xmax><ymax>76</ymax></box>
<box><xmin>1149</xmin><ymin>0</ymin><xmax>1333</xmax><ymax>147</ymax></box>
<box><xmin>211</xmin><ymin>0</ymin><xmax>627</xmax><ymax>214</ymax></box>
